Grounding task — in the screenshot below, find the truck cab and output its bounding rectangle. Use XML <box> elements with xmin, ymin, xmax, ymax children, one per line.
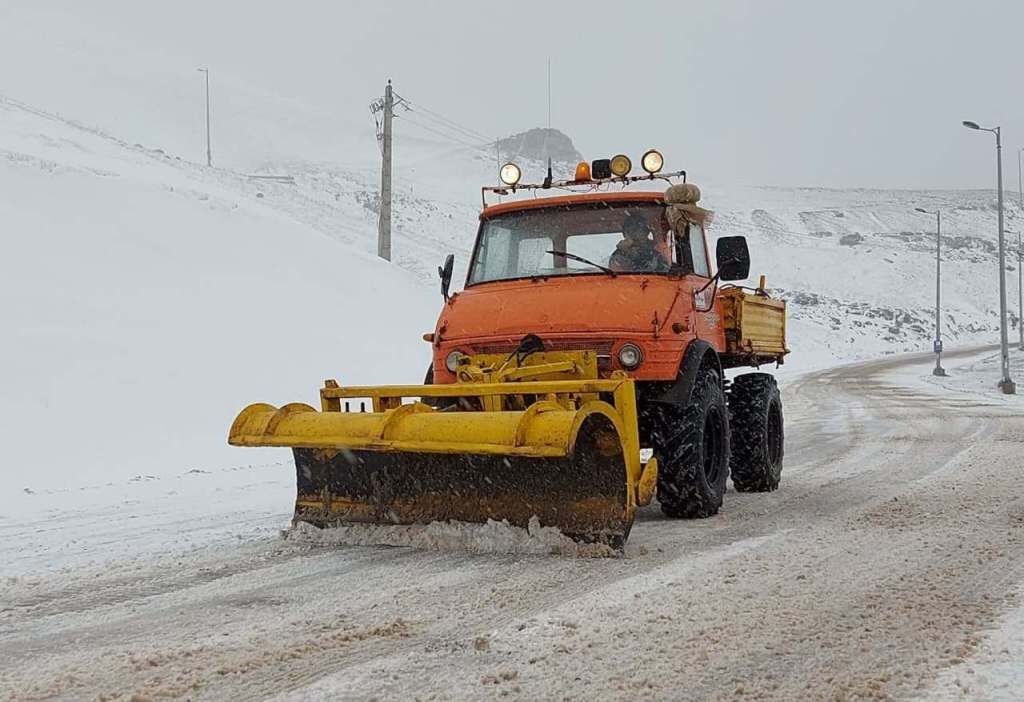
<box><xmin>431</xmin><ymin>190</ymin><xmax>773</xmax><ymax>385</ymax></box>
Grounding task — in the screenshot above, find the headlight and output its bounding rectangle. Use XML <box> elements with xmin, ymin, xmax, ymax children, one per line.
<box><xmin>499</xmin><ymin>162</ymin><xmax>522</xmax><ymax>186</ymax></box>
<box><xmin>445</xmin><ymin>350</ymin><xmax>465</xmax><ymax>372</ymax></box>
<box><xmin>641</xmin><ymin>149</ymin><xmax>664</xmax><ymax>174</ymax></box>
<box><xmin>618</xmin><ymin>343</ymin><xmax>643</xmax><ymax>369</ymax></box>
<box><xmin>610</xmin><ymin>154</ymin><xmax>632</xmax><ymax>177</ymax></box>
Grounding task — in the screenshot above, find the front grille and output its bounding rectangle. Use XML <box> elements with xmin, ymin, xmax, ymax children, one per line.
<box><xmin>467</xmin><ymin>338</ymin><xmax>615</xmax><ymax>374</ymax></box>
<box><xmin>469</xmin><ymin>338</ymin><xmax>614</xmax><ymax>355</ymax></box>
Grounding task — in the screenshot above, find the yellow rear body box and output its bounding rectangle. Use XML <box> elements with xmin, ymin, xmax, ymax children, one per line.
<box><xmin>720</xmin><ymin>287</ymin><xmax>789</xmax><ymax>361</ymax></box>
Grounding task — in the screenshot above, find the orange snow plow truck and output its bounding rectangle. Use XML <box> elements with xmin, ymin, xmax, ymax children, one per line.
<box><xmin>229</xmin><ymin>151</ymin><xmax>788</xmax><ymax>550</ymax></box>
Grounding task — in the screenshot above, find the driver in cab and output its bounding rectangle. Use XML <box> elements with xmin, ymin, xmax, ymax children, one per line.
<box><xmin>609</xmin><ymin>213</ymin><xmax>670</xmax><ymax>273</ymax></box>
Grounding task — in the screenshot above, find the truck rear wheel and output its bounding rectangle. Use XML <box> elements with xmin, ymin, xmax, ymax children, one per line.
<box><xmin>655</xmin><ymin>369</ymin><xmax>730</xmax><ymax>518</ymax></box>
<box><xmin>728</xmin><ymin>373</ymin><xmax>784</xmax><ymax>492</ymax></box>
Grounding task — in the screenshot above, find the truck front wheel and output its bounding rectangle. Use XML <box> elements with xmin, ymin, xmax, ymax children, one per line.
<box><xmin>655</xmin><ymin>369</ymin><xmax>730</xmax><ymax>518</ymax></box>
<box><xmin>728</xmin><ymin>373</ymin><xmax>784</xmax><ymax>492</ymax></box>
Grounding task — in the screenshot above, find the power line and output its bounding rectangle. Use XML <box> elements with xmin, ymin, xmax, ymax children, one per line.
<box><xmin>397</xmin><ymin>109</ymin><xmax>495</xmax><ymax>150</ymax></box>
<box><xmin>394</xmin><ymin>116</ymin><xmax>491</xmax><ymax>155</ymax></box>
<box><xmin>393</xmin><ymin>95</ymin><xmax>502</xmax><ymax>178</ymax></box>
<box><xmin>394</xmin><ymin>112</ymin><xmax>495</xmax><ymax>155</ymax></box>
<box><xmin>403</xmin><ymin>101</ymin><xmax>494</xmax><ymax>143</ymax></box>
<box><xmin>397</xmin><ymin>113</ymin><xmax>491</xmax><ymax>149</ymax></box>
<box><xmin>408</xmin><ymin>107</ymin><xmax>492</xmax><ymax>144</ymax></box>
<box><xmin>397</xmin><ymin>140</ymin><xmax>493</xmax><ymax>171</ymax></box>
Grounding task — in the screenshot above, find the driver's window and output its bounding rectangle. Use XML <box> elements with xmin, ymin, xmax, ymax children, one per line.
<box><xmin>689</xmin><ymin>224</ymin><xmax>710</xmax><ymax>277</ymax></box>
<box><xmin>673</xmin><ymin>222</ymin><xmax>710</xmax><ymax>277</ymax></box>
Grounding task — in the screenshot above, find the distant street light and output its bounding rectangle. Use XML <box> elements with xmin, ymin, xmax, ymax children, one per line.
<box><xmin>197</xmin><ymin>68</ymin><xmax>212</xmax><ymax>167</ymax></box>
<box><xmin>1018</xmin><ymin>147</ymin><xmax>1023</xmax><ymax>210</ymax></box>
<box><xmin>1008</xmin><ymin>228</ymin><xmax>1024</xmax><ymax>352</ymax></box>
<box><xmin>1018</xmin><ymin>148</ymin><xmax>1024</xmax><ymax>350</ymax></box>
<box><xmin>962</xmin><ymin>120</ymin><xmax>1015</xmax><ymax>394</ymax></box>
<box><xmin>1018</xmin><ymin>230</ymin><xmax>1024</xmax><ymax>350</ymax></box>
<box><xmin>916</xmin><ymin>207</ymin><xmax>945</xmax><ymax>376</ymax></box>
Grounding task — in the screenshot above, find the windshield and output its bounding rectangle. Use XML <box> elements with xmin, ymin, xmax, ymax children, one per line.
<box><xmin>469</xmin><ymin>202</ymin><xmax>695</xmax><ymax>285</ymax></box>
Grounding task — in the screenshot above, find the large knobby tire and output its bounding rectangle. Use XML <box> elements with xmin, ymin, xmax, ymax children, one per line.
<box><xmin>655</xmin><ymin>369</ymin><xmax>731</xmax><ymax>518</ymax></box>
<box><xmin>728</xmin><ymin>373</ymin><xmax>784</xmax><ymax>492</ymax></box>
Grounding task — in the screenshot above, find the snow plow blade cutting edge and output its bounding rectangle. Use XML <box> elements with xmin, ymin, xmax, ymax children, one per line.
<box><xmin>228</xmin><ymin>374</ymin><xmax>657</xmax><ymax>550</ymax></box>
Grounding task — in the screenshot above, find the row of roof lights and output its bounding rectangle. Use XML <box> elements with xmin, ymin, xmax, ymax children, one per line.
<box><xmin>498</xmin><ymin>149</ymin><xmax>664</xmax><ymax>187</ymax></box>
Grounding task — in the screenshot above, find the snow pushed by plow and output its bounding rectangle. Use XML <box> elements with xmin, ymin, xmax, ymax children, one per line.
<box><xmin>283</xmin><ymin>517</ymin><xmax>618</xmax><ymax>558</ymax></box>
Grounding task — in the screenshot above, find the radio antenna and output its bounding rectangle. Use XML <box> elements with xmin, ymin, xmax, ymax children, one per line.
<box><xmin>542</xmin><ymin>58</ymin><xmax>553</xmax><ymax>188</ymax></box>
<box><xmin>547</xmin><ymin>58</ymin><xmax>552</xmax><ymax>130</ymax></box>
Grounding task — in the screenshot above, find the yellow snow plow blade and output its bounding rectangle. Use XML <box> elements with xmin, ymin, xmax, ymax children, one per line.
<box><xmin>228</xmin><ymin>354</ymin><xmax>654</xmax><ymax>549</ymax></box>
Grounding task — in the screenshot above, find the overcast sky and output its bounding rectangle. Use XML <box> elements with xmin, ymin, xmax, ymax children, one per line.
<box><xmin>2</xmin><ymin>0</ymin><xmax>1023</xmax><ymax>189</ymax></box>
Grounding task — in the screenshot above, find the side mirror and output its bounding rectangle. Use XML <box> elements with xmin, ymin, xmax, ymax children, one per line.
<box><xmin>715</xmin><ymin>236</ymin><xmax>750</xmax><ymax>282</ymax></box>
<box><xmin>438</xmin><ymin>254</ymin><xmax>455</xmax><ymax>300</ymax></box>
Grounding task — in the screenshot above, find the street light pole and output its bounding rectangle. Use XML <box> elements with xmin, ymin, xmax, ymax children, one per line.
<box><xmin>1018</xmin><ymin>147</ymin><xmax>1023</xmax><ymax>210</ymax></box>
<box><xmin>916</xmin><ymin>207</ymin><xmax>945</xmax><ymax>375</ymax></box>
<box><xmin>197</xmin><ymin>68</ymin><xmax>212</xmax><ymax>167</ymax></box>
<box><xmin>962</xmin><ymin>120</ymin><xmax>1014</xmax><ymax>393</ymax></box>
<box><xmin>1018</xmin><ymin>230</ymin><xmax>1023</xmax><ymax>350</ymax></box>
<box><xmin>1018</xmin><ymin>149</ymin><xmax>1024</xmax><ymax>350</ymax></box>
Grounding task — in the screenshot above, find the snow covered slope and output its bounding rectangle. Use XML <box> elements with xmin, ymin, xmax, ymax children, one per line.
<box><xmin>706</xmin><ymin>184</ymin><xmax>1021</xmax><ymax>365</ymax></box>
<box><xmin>0</xmin><ymin>96</ymin><xmax>438</xmax><ymax>498</ymax></box>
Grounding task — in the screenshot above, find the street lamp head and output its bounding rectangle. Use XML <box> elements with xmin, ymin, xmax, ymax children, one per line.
<box><xmin>915</xmin><ymin>207</ymin><xmax>928</xmax><ymax>214</ymax></box>
<box><xmin>962</xmin><ymin>120</ymin><xmax>981</xmax><ymax>130</ymax></box>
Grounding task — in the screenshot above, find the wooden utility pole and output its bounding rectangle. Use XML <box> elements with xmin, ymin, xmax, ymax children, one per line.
<box><xmin>377</xmin><ymin>80</ymin><xmax>394</xmax><ymax>261</ymax></box>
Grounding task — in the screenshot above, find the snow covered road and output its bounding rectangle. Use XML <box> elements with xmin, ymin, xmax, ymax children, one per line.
<box><xmin>2</xmin><ymin>346</ymin><xmax>1023</xmax><ymax>701</ymax></box>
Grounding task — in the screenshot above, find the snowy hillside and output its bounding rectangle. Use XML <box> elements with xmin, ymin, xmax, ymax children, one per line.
<box><xmin>706</xmin><ymin>184</ymin><xmax>1021</xmax><ymax>364</ymax></box>
<box><xmin>0</xmin><ymin>96</ymin><xmax>438</xmax><ymax>496</ymax></box>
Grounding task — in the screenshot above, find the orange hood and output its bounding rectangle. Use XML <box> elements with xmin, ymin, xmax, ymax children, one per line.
<box><xmin>436</xmin><ymin>275</ymin><xmax>689</xmax><ymax>343</ymax></box>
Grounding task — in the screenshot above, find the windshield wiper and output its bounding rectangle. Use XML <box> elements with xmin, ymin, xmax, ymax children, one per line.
<box><xmin>545</xmin><ymin>250</ymin><xmax>617</xmax><ymax>277</ymax></box>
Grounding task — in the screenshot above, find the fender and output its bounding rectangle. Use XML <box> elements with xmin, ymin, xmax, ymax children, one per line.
<box><xmin>655</xmin><ymin>339</ymin><xmax>722</xmax><ymax>406</ymax></box>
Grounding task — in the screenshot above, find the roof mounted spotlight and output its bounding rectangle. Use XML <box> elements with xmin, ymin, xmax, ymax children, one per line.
<box><xmin>641</xmin><ymin>149</ymin><xmax>664</xmax><ymax>174</ymax></box>
<box><xmin>609</xmin><ymin>154</ymin><xmax>632</xmax><ymax>177</ymax></box>
<box><xmin>499</xmin><ymin>162</ymin><xmax>522</xmax><ymax>186</ymax></box>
